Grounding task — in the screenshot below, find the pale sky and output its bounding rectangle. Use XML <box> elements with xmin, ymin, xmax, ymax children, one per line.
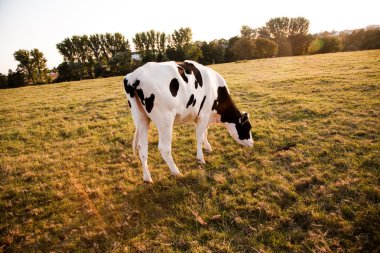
<box><xmin>0</xmin><ymin>0</ymin><xmax>379</xmax><ymax>73</ymax></box>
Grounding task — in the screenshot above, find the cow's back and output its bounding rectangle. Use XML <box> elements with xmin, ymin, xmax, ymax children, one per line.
<box><xmin>126</xmin><ymin>61</ymin><xmax>222</xmax><ymax>124</ymax></box>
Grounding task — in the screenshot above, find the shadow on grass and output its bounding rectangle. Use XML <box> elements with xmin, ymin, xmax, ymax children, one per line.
<box><xmin>107</xmin><ymin>171</ymin><xmax>211</xmax><ymax>246</ymax></box>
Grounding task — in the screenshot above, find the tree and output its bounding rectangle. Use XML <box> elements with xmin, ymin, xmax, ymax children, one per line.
<box><xmin>166</xmin><ymin>27</ymin><xmax>202</xmax><ymax>61</ymax></box>
<box><xmin>343</xmin><ymin>28</ymin><xmax>380</xmax><ymax>51</ymax></box>
<box><xmin>240</xmin><ymin>25</ymin><xmax>257</xmax><ymax>39</ymax></box>
<box><xmin>289</xmin><ymin>34</ymin><xmax>313</xmax><ymax>55</ymax></box>
<box><xmin>199</xmin><ymin>39</ymin><xmax>225</xmax><ymax>65</ymax></box>
<box><xmin>170</xmin><ymin>27</ymin><xmax>192</xmax><ymax>47</ymax></box>
<box><xmin>0</xmin><ymin>73</ymin><xmax>8</xmax><ymax>88</ymax></box>
<box><xmin>266</xmin><ymin>17</ymin><xmax>291</xmax><ymax>39</ymax></box>
<box><xmin>231</xmin><ymin>37</ymin><xmax>255</xmax><ymax>60</ymax></box>
<box><xmin>14</xmin><ymin>49</ymin><xmax>35</xmax><ymax>84</ymax></box>
<box><xmin>225</xmin><ymin>36</ymin><xmax>240</xmax><ymax>62</ymax></box>
<box><xmin>57</xmin><ymin>37</ymin><xmax>81</xmax><ymax>80</ymax></box>
<box><xmin>289</xmin><ymin>17</ymin><xmax>310</xmax><ymax>35</ymax></box>
<box><xmin>309</xmin><ymin>35</ymin><xmax>342</xmax><ymax>54</ymax></box>
<box><xmin>56</xmin><ymin>62</ymin><xmax>80</xmax><ymax>82</ymax></box>
<box><xmin>257</xmin><ymin>26</ymin><xmax>271</xmax><ymax>39</ymax></box>
<box><xmin>264</xmin><ymin>17</ymin><xmax>311</xmax><ymax>56</ymax></box>
<box><xmin>133</xmin><ymin>30</ymin><xmax>167</xmax><ymax>63</ymax></box>
<box><xmin>13</xmin><ymin>48</ymin><xmax>49</xmax><ymax>85</ymax></box>
<box><xmin>255</xmin><ymin>38</ymin><xmax>278</xmax><ymax>58</ymax></box>
<box><xmin>30</xmin><ymin>48</ymin><xmax>48</xmax><ymax>84</ymax></box>
<box><xmin>361</xmin><ymin>29</ymin><xmax>380</xmax><ymax>49</ymax></box>
<box><xmin>7</xmin><ymin>69</ymin><xmax>27</xmax><ymax>87</ymax></box>
<box><xmin>57</xmin><ymin>33</ymin><xmax>132</xmax><ymax>80</ymax></box>
<box><xmin>88</xmin><ymin>34</ymin><xmax>102</xmax><ymax>62</ymax></box>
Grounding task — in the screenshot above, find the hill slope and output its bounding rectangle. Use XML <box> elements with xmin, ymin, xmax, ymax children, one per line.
<box><xmin>1</xmin><ymin>50</ymin><xmax>379</xmax><ymax>252</ymax></box>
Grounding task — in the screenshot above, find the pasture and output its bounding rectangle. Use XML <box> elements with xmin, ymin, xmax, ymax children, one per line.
<box><xmin>1</xmin><ymin>50</ymin><xmax>379</xmax><ymax>252</ymax></box>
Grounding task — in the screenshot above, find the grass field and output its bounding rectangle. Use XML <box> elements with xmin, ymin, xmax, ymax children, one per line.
<box><xmin>1</xmin><ymin>50</ymin><xmax>379</xmax><ymax>252</ymax></box>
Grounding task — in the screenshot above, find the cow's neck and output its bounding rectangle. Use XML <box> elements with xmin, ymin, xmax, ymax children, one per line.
<box><xmin>212</xmin><ymin>86</ymin><xmax>241</xmax><ymax>124</ymax></box>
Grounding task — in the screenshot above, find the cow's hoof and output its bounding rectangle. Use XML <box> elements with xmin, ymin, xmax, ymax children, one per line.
<box><xmin>197</xmin><ymin>159</ymin><xmax>206</xmax><ymax>164</ymax></box>
<box><xmin>204</xmin><ymin>145</ymin><xmax>212</xmax><ymax>153</ymax></box>
<box><xmin>143</xmin><ymin>179</ymin><xmax>153</xmax><ymax>184</ymax></box>
<box><xmin>171</xmin><ymin>173</ymin><xmax>183</xmax><ymax>178</ymax></box>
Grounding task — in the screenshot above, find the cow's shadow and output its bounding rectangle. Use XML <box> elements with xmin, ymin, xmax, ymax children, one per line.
<box><xmin>110</xmin><ymin>170</ymin><xmax>211</xmax><ymax>244</ymax></box>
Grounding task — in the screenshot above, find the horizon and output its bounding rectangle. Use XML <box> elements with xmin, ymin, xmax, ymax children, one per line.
<box><xmin>0</xmin><ymin>0</ymin><xmax>379</xmax><ymax>74</ymax></box>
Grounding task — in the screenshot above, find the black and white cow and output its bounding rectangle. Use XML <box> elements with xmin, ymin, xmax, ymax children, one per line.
<box><xmin>124</xmin><ymin>60</ymin><xmax>253</xmax><ymax>183</ymax></box>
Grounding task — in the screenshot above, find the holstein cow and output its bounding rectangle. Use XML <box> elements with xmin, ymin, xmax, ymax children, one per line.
<box><xmin>123</xmin><ymin>60</ymin><xmax>253</xmax><ymax>183</ymax></box>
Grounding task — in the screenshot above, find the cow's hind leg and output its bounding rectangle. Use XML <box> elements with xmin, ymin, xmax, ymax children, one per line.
<box><xmin>136</xmin><ymin>118</ymin><xmax>152</xmax><ymax>183</ymax></box>
<box><xmin>156</xmin><ymin>121</ymin><xmax>182</xmax><ymax>176</ymax></box>
<box><xmin>129</xmin><ymin>95</ymin><xmax>153</xmax><ymax>183</ymax></box>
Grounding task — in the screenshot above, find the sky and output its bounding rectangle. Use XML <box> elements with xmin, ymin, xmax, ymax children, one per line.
<box><xmin>0</xmin><ymin>0</ymin><xmax>379</xmax><ymax>73</ymax></box>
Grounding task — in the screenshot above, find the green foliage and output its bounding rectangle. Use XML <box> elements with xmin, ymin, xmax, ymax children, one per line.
<box><xmin>13</xmin><ymin>48</ymin><xmax>49</xmax><ymax>85</ymax></box>
<box><xmin>7</xmin><ymin>69</ymin><xmax>27</xmax><ymax>87</ymax></box>
<box><xmin>170</xmin><ymin>27</ymin><xmax>192</xmax><ymax>47</ymax></box>
<box><xmin>232</xmin><ymin>18</ymin><xmax>312</xmax><ymax>59</ymax></box>
<box><xmin>255</xmin><ymin>38</ymin><xmax>278</xmax><ymax>58</ymax></box>
<box><xmin>240</xmin><ymin>25</ymin><xmax>257</xmax><ymax>39</ymax></box>
<box><xmin>30</xmin><ymin>49</ymin><xmax>49</xmax><ymax>84</ymax></box>
<box><xmin>13</xmin><ymin>49</ymin><xmax>35</xmax><ymax>84</ymax></box>
<box><xmin>133</xmin><ymin>30</ymin><xmax>167</xmax><ymax>63</ymax></box>
<box><xmin>309</xmin><ymin>35</ymin><xmax>343</xmax><ymax>54</ymax></box>
<box><xmin>343</xmin><ymin>28</ymin><xmax>380</xmax><ymax>51</ymax></box>
<box><xmin>264</xmin><ymin>17</ymin><xmax>311</xmax><ymax>56</ymax></box>
<box><xmin>199</xmin><ymin>39</ymin><xmax>226</xmax><ymax>65</ymax></box>
<box><xmin>165</xmin><ymin>27</ymin><xmax>202</xmax><ymax>62</ymax></box>
<box><xmin>0</xmin><ymin>73</ymin><xmax>8</xmax><ymax>88</ymax></box>
<box><xmin>224</xmin><ymin>36</ymin><xmax>240</xmax><ymax>62</ymax></box>
<box><xmin>231</xmin><ymin>37</ymin><xmax>256</xmax><ymax>60</ymax></box>
<box><xmin>56</xmin><ymin>33</ymin><xmax>132</xmax><ymax>81</ymax></box>
<box><xmin>289</xmin><ymin>34</ymin><xmax>313</xmax><ymax>55</ymax></box>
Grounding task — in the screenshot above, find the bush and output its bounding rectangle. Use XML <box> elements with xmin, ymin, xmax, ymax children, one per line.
<box><xmin>7</xmin><ymin>69</ymin><xmax>27</xmax><ymax>87</ymax></box>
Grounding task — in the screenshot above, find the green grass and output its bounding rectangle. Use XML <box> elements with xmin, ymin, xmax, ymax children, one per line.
<box><xmin>1</xmin><ymin>50</ymin><xmax>379</xmax><ymax>252</ymax></box>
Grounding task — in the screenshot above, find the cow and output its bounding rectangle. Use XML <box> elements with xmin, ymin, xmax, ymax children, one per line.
<box><xmin>123</xmin><ymin>60</ymin><xmax>253</xmax><ymax>183</ymax></box>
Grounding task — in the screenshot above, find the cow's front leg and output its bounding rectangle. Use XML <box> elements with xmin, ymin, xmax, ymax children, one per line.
<box><xmin>196</xmin><ymin>118</ymin><xmax>209</xmax><ymax>164</ymax></box>
<box><xmin>157</xmin><ymin>123</ymin><xmax>182</xmax><ymax>176</ymax></box>
<box><xmin>203</xmin><ymin>128</ymin><xmax>212</xmax><ymax>153</ymax></box>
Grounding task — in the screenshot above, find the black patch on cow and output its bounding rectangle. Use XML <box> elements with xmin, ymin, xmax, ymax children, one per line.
<box><xmin>197</xmin><ymin>96</ymin><xmax>206</xmax><ymax>116</ymax></box>
<box><xmin>177</xmin><ymin>62</ymin><xmax>203</xmax><ymax>88</ymax></box>
<box><xmin>236</xmin><ymin>120</ymin><xmax>252</xmax><ymax>140</ymax></box>
<box><xmin>124</xmin><ymin>78</ymin><xmax>135</xmax><ymax>98</ymax></box>
<box><xmin>170</xmin><ymin>78</ymin><xmax>180</xmax><ymax>97</ymax></box>
<box><xmin>186</xmin><ymin>94</ymin><xmax>194</xmax><ymax>108</ymax></box>
<box><xmin>127</xmin><ymin>100</ymin><xmax>131</xmax><ymax>108</ymax></box>
<box><xmin>212</xmin><ymin>86</ymin><xmax>252</xmax><ymax>140</ymax></box>
<box><xmin>145</xmin><ymin>94</ymin><xmax>155</xmax><ymax>113</ymax></box>
<box><xmin>212</xmin><ymin>99</ymin><xmax>218</xmax><ymax>111</ymax></box>
<box><xmin>133</xmin><ymin>80</ymin><xmax>140</xmax><ymax>88</ymax></box>
<box><xmin>213</xmin><ymin>86</ymin><xmax>241</xmax><ymax>124</ymax></box>
<box><xmin>136</xmin><ymin>89</ymin><xmax>145</xmax><ymax>105</ymax></box>
<box><xmin>194</xmin><ymin>80</ymin><xmax>198</xmax><ymax>89</ymax></box>
<box><xmin>177</xmin><ymin>67</ymin><xmax>188</xmax><ymax>83</ymax></box>
<box><xmin>192</xmin><ymin>98</ymin><xmax>196</xmax><ymax>107</ymax></box>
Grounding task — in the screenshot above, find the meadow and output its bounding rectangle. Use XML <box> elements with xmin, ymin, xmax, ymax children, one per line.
<box><xmin>0</xmin><ymin>50</ymin><xmax>379</xmax><ymax>252</ymax></box>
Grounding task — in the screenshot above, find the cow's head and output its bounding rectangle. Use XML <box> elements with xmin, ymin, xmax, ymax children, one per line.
<box><xmin>225</xmin><ymin>112</ymin><xmax>254</xmax><ymax>147</ymax></box>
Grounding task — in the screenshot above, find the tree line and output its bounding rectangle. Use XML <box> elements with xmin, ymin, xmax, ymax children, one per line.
<box><xmin>1</xmin><ymin>17</ymin><xmax>379</xmax><ymax>88</ymax></box>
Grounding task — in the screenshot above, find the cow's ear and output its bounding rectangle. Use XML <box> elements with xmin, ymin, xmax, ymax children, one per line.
<box><xmin>239</xmin><ymin>112</ymin><xmax>249</xmax><ymax>124</ymax></box>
